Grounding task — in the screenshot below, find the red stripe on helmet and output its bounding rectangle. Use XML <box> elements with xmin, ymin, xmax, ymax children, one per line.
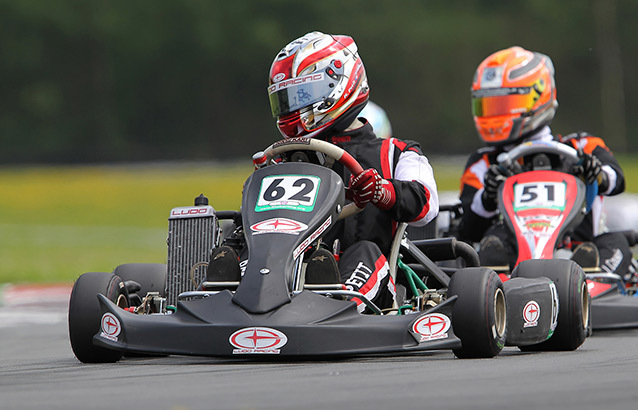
<box><xmin>269</xmin><ymin>54</ymin><xmax>295</xmax><ymax>84</ymax></box>
<box><xmin>296</xmin><ymin>38</ymin><xmax>343</xmax><ymax>75</ymax></box>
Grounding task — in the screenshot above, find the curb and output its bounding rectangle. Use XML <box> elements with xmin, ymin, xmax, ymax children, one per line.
<box><xmin>0</xmin><ymin>283</ymin><xmax>73</xmax><ymax>308</ymax></box>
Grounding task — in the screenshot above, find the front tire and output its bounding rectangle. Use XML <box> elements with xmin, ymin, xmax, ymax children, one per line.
<box><xmin>512</xmin><ymin>259</ymin><xmax>589</xmax><ymax>351</ymax></box>
<box><xmin>448</xmin><ymin>267</ymin><xmax>507</xmax><ymax>358</ymax></box>
<box><xmin>68</xmin><ymin>272</ymin><xmax>127</xmax><ymax>363</ymax></box>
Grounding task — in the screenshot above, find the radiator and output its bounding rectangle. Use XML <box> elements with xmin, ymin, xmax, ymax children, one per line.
<box><xmin>165</xmin><ymin>202</ymin><xmax>219</xmax><ymax>306</ymax></box>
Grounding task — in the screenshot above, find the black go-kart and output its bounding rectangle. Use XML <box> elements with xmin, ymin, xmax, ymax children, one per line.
<box><xmin>68</xmin><ymin>137</ymin><xmax>589</xmax><ymax>363</ymax></box>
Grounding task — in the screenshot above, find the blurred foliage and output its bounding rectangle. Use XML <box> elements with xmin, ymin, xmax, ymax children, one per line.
<box><xmin>0</xmin><ymin>0</ymin><xmax>636</xmax><ymax>164</ymax></box>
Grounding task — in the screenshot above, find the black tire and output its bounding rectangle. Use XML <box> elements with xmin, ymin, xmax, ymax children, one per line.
<box><xmin>512</xmin><ymin>259</ymin><xmax>589</xmax><ymax>351</ymax></box>
<box><xmin>112</xmin><ymin>263</ymin><xmax>169</xmax><ymax>358</ymax></box>
<box><xmin>68</xmin><ymin>272</ymin><xmax>126</xmax><ymax>363</ymax></box>
<box><xmin>448</xmin><ymin>267</ymin><xmax>507</xmax><ymax>358</ymax></box>
<box><xmin>113</xmin><ymin>263</ymin><xmax>167</xmax><ymax>297</ymax></box>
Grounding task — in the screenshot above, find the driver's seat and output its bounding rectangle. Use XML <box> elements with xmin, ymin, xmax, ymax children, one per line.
<box><xmin>305</xmin><ymin>247</ymin><xmax>340</xmax><ymax>284</ymax></box>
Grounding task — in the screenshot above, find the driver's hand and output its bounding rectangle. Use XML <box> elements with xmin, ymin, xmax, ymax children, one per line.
<box><xmin>481</xmin><ymin>165</ymin><xmax>511</xmax><ymax>212</ymax></box>
<box><xmin>346</xmin><ymin>168</ymin><xmax>396</xmax><ymax>210</ymax></box>
<box><xmin>575</xmin><ymin>152</ymin><xmax>608</xmax><ymax>190</ymax></box>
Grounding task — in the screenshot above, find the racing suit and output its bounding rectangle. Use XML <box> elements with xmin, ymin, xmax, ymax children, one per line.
<box><xmin>322</xmin><ymin>119</ymin><xmax>439</xmax><ymax>311</ymax></box>
<box><xmin>459</xmin><ymin>125</ymin><xmax>629</xmax><ymax>273</ymax></box>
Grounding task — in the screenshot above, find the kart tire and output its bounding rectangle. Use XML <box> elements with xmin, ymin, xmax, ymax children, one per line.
<box><xmin>113</xmin><ymin>263</ymin><xmax>167</xmax><ymax>297</ymax></box>
<box><xmin>112</xmin><ymin>263</ymin><xmax>169</xmax><ymax>358</ymax></box>
<box><xmin>512</xmin><ymin>259</ymin><xmax>589</xmax><ymax>351</ymax></box>
<box><xmin>68</xmin><ymin>272</ymin><xmax>127</xmax><ymax>363</ymax></box>
<box><xmin>448</xmin><ymin>267</ymin><xmax>507</xmax><ymax>358</ymax></box>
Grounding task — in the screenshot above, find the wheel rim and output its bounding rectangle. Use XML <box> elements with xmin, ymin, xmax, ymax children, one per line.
<box><xmin>116</xmin><ymin>293</ymin><xmax>128</xmax><ymax>309</ymax></box>
<box><xmin>494</xmin><ymin>288</ymin><xmax>506</xmax><ymax>338</ymax></box>
<box><xmin>580</xmin><ymin>281</ymin><xmax>590</xmax><ymax>329</ymax></box>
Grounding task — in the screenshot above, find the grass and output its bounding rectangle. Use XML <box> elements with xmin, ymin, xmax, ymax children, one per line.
<box><xmin>2</xmin><ymin>155</ymin><xmax>637</xmax><ymax>284</ymax></box>
<box><xmin>0</xmin><ymin>162</ymin><xmax>252</xmax><ymax>284</ymax></box>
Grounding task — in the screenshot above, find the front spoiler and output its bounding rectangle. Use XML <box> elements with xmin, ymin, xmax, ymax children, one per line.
<box><xmin>93</xmin><ymin>290</ymin><xmax>461</xmax><ymax>357</ymax></box>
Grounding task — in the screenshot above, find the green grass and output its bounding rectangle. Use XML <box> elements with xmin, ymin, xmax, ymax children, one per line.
<box><xmin>0</xmin><ymin>162</ymin><xmax>252</xmax><ymax>284</ymax></box>
<box><xmin>2</xmin><ymin>155</ymin><xmax>637</xmax><ymax>284</ymax></box>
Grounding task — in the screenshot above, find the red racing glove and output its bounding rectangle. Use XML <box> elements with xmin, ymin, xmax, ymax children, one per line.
<box><xmin>346</xmin><ymin>168</ymin><xmax>396</xmax><ymax>210</ymax></box>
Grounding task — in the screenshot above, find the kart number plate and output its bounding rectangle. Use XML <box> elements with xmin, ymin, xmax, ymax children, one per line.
<box><xmin>255</xmin><ymin>175</ymin><xmax>321</xmax><ymax>212</ymax></box>
<box><xmin>514</xmin><ymin>181</ymin><xmax>566</xmax><ymax>211</ymax></box>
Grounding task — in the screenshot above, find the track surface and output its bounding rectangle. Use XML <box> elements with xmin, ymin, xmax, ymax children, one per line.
<box><xmin>1</xmin><ymin>290</ymin><xmax>637</xmax><ymax>410</ymax></box>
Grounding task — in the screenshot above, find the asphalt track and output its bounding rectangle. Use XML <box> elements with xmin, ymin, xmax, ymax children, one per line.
<box><xmin>1</xmin><ymin>288</ymin><xmax>638</xmax><ymax>410</ymax></box>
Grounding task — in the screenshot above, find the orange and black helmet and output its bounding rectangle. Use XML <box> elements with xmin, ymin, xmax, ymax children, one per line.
<box><xmin>471</xmin><ymin>46</ymin><xmax>558</xmax><ymax>145</ymax></box>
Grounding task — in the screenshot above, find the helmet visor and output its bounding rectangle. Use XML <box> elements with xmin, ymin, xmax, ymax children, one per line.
<box><xmin>268</xmin><ymin>72</ymin><xmax>334</xmax><ymax>118</ymax></box>
<box><xmin>472</xmin><ymin>87</ymin><xmax>535</xmax><ymax>117</ymax></box>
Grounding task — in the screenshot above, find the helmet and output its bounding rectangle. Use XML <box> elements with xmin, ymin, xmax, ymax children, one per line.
<box><xmin>268</xmin><ymin>31</ymin><xmax>369</xmax><ymax>139</ymax></box>
<box><xmin>471</xmin><ymin>46</ymin><xmax>558</xmax><ymax>145</ymax></box>
<box><xmin>360</xmin><ymin>101</ymin><xmax>392</xmax><ymax>139</ymax></box>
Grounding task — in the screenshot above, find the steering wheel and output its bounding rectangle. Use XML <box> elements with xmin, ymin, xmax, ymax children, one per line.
<box><xmin>261</xmin><ymin>137</ymin><xmax>365</xmax><ymax>219</ymax></box>
<box><xmin>496</xmin><ymin>140</ymin><xmax>579</xmax><ymax>173</ymax></box>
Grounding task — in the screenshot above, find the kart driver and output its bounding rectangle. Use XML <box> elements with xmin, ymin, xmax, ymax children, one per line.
<box><xmin>459</xmin><ymin>46</ymin><xmax>632</xmax><ymax>274</ymax></box>
<box><xmin>264</xmin><ymin>31</ymin><xmax>439</xmax><ymax>311</ymax></box>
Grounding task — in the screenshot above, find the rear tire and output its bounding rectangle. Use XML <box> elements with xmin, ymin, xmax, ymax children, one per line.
<box><xmin>448</xmin><ymin>267</ymin><xmax>507</xmax><ymax>358</ymax></box>
<box><xmin>113</xmin><ymin>263</ymin><xmax>167</xmax><ymax>297</ymax></box>
<box><xmin>68</xmin><ymin>272</ymin><xmax>127</xmax><ymax>363</ymax></box>
<box><xmin>113</xmin><ymin>263</ymin><xmax>169</xmax><ymax>358</ymax></box>
<box><xmin>512</xmin><ymin>259</ymin><xmax>589</xmax><ymax>351</ymax></box>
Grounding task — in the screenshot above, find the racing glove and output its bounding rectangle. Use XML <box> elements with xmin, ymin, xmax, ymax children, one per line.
<box><xmin>576</xmin><ymin>152</ymin><xmax>609</xmax><ymax>192</ymax></box>
<box><xmin>481</xmin><ymin>165</ymin><xmax>511</xmax><ymax>212</ymax></box>
<box><xmin>346</xmin><ymin>168</ymin><xmax>396</xmax><ymax>210</ymax></box>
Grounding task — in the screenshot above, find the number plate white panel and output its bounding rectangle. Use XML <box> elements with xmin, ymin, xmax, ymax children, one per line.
<box><xmin>255</xmin><ymin>175</ymin><xmax>321</xmax><ymax>212</ymax></box>
<box><xmin>514</xmin><ymin>182</ymin><xmax>566</xmax><ymax>210</ymax></box>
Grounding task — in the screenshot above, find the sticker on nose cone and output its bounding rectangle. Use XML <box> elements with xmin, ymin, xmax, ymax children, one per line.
<box><xmin>100</xmin><ymin>313</ymin><xmax>121</xmax><ymax>341</ymax></box>
<box><xmin>411</xmin><ymin>313</ymin><xmax>451</xmax><ymax>342</ymax></box>
<box><xmin>229</xmin><ymin>327</ymin><xmax>288</xmax><ymax>354</ymax></box>
<box><xmin>523</xmin><ymin>301</ymin><xmax>540</xmax><ymax>328</ymax></box>
<box><xmin>250</xmin><ymin>218</ymin><xmax>308</xmax><ymax>235</ymax></box>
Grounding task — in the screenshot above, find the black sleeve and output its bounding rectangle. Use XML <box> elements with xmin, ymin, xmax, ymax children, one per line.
<box><xmin>388</xmin><ymin>179</ymin><xmax>430</xmax><ymax>222</ymax></box>
<box><xmin>592</xmin><ymin>144</ymin><xmax>625</xmax><ymax>196</ymax></box>
<box><xmin>458</xmin><ymin>149</ymin><xmax>496</xmax><ymax>243</ymax></box>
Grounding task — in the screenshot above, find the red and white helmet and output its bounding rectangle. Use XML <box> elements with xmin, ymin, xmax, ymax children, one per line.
<box><xmin>471</xmin><ymin>46</ymin><xmax>558</xmax><ymax>145</ymax></box>
<box><xmin>268</xmin><ymin>31</ymin><xmax>369</xmax><ymax>139</ymax></box>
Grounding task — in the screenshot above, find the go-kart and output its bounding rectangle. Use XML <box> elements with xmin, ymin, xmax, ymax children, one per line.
<box><xmin>68</xmin><ymin>138</ymin><xmax>588</xmax><ymax>363</ymax></box>
<box><xmin>443</xmin><ymin>139</ymin><xmax>638</xmax><ymax>331</ymax></box>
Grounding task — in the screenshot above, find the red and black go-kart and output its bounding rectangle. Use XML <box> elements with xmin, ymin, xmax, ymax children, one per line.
<box><xmin>68</xmin><ymin>138</ymin><xmax>588</xmax><ymax>364</ymax></box>
<box><xmin>441</xmin><ymin>139</ymin><xmax>638</xmax><ymax>331</ymax></box>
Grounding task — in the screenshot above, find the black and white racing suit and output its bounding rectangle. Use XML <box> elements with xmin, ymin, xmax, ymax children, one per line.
<box><xmin>321</xmin><ymin>119</ymin><xmax>439</xmax><ymax>311</ymax></box>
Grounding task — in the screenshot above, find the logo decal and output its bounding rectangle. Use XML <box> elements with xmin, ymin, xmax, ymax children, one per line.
<box><xmin>100</xmin><ymin>313</ymin><xmax>121</xmax><ymax>341</ymax></box>
<box><xmin>523</xmin><ymin>301</ymin><xmax>540</xmax><ymax>328</ymax></box>
<box><xmin>229</xmin><ymin>327</ymin><xmax>288</xmax><ymax>354</ymax></box>
<box><xmin>272</xmin><ymin>72</ymin><xmax>286</xmax><ymax>82</ymax></box>
<box><xmin>267</xmin><ymin>73</ymin><xmax>324</xmax><ymax>95</ymax></box>
<box><xmin>271</xmin><ymin>137</ymin><xmax>312</xmax><ymax>148</ymax></box>
<box><xmin>250</xmin><ymin>218</ymin><xmax>308</xmax><ymax>235</ymax></box>
<box><xmin>293</xmin><ymin>216</ymin><xmax>332</xmax><ymax>260</ymax></box>
<box><xmin>481</xmin><ymin>66</ymin><xmax>503</xmax><ymax>88</ymax></box>
<box><xmin>169</xmin><ymin>205</ymin><xmax>215</xmax><ymax>219</ymax></box>
<box><xmin>412</xmin><ymin>313</ymin><xmax>451</xmax><ymax>342</ymax></box>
